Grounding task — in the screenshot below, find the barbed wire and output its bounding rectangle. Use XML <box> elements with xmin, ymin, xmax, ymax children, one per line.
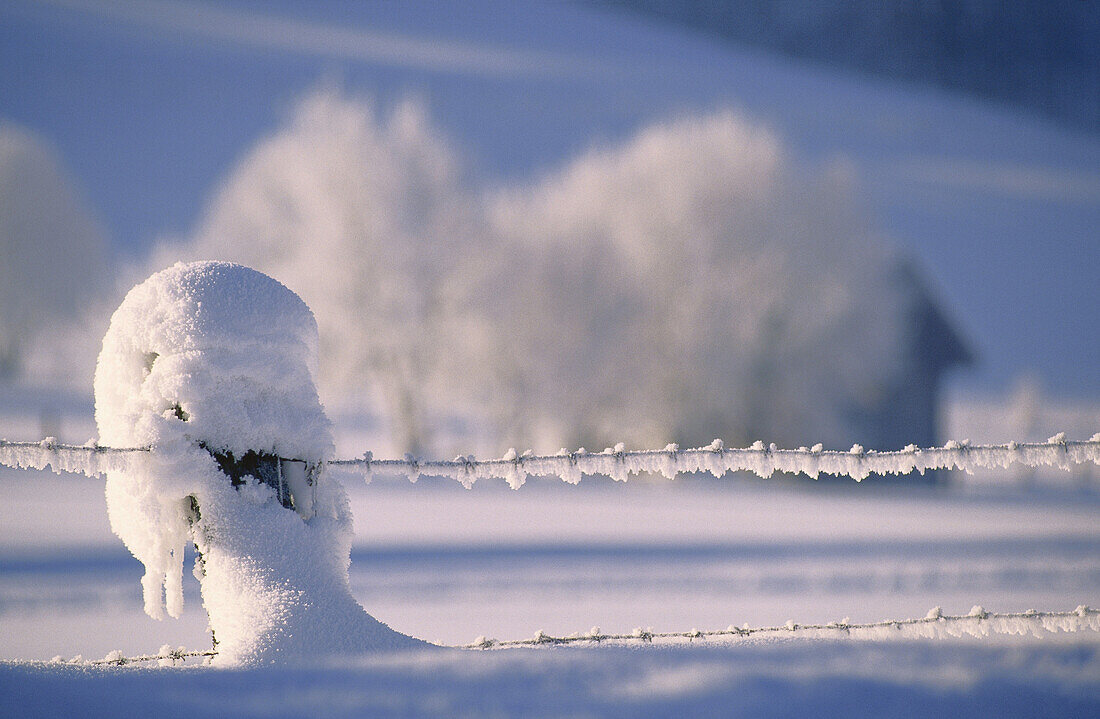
<box><xmin>47</xmin><ymin>604</ymin><xmax>1100</xmax><ymax>666</ymax></box>
<box><xmin>84</xmin><ymin>648</ymin><xmax>217</xmax><ymax>667</ymax></box>
<box><xmin>335</xmin><ymin>433</ymin><xmax>1100</xmax><ymax>487</ymax></box>
<box><xmin>0</xmin><ymin>439</ymin><xmax>147</xmax><ymax>455</ymax></box>
<box><xmin>461</xmin><ymin>605</ymin><xmax>1100</xmax><ymax>649</ymax></box>
<box><xmin>0</xmin><ymin>438</ymin><xmax>148</xmax><ymax>478</ymax></box>
<box><xmin>3</xmin><ymin>433</ymin><xmax>1099</xmax><ymax>487</ymax></box>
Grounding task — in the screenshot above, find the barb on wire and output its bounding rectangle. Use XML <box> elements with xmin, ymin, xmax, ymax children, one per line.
<box><xmin>3</xmin><ymin>433</ymin><xmax>1100</xmax><ymax>487</ymax></box>
<box><xmin>50</xmin><ymin>605</ymin><xmax>1100</xmax><ymax>666</ymax></box>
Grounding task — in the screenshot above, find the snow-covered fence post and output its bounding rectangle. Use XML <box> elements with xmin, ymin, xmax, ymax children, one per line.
<box><xmin>94</xmin><ymin>261</ymin><xmax>424</xmax><ymax>665</ymax></box>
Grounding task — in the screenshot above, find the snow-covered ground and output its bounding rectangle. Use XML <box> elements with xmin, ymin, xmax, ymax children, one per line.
<box><xmin>3</xmin><ymin>466</ymin><xmax>1100</xmax><ymax>715</ymax></box>
<box><xmin>5</xmin><ymin>641</ymin><xmax>1100</xmax><ymax>719</ymax></box>
<box><xmin>2</xmin><ymin>381</ymin><xmax>1099</xmax><ymax>713</ymax></box>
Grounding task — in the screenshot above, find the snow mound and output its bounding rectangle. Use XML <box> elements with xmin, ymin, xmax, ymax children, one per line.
<box><xmin>94</xmin><ymin>260</ymin><xmax>330</xmax><ymax>461</ymax></box>
<box><xmin>94</xmin><ymin>261</ymin><xmax>423</xmax><ymax>664</ymax></box>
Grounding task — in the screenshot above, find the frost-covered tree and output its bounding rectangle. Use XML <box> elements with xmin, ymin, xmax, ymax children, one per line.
<box><xmin>158</xmin><ymin>88</ymin><xmax>479</xmax><ymax>453</ymax></box>
<box><xmin>480</xmin><ymin>112</ymin><xmax>917</xmax><ymax>451</ymax></box>
<box><xmin>163</xmin><ymin>90</ymin><xmax>944</xmax><ymax>455</ymax></box>
<box><xmin>0</xmin><ymin>123</ymin><xmax>110</xmax><ymax>383</ymax></box>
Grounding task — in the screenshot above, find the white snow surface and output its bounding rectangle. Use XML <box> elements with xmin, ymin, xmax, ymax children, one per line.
<box><xmin>92</xmin><ymin>261</ymin><xmax>421</xmax><ymax>663</ymax></box>
<box><xmin>4</xmin><ymin>468</ymin><xmax>1100</xmax><ymax>716</ymax></box>
<box><xmin>4</xmin><ymin>640</ymin><xmax>1098</xmax><ymax>719</ymax></box>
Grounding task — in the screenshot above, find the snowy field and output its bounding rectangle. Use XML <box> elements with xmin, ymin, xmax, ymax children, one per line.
<box><xmin>5</xmin><ymin>641</ymin><xmax>1100</xmax><ymax>719</ymax></box>
<box><xmin>3</xmin><ymin>466</ymin><xmax>1100</xmax><ymax>716</ymax></box>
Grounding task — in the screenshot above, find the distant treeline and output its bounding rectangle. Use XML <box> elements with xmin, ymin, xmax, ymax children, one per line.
<box><xmin>601</xmin><ymin>0</ymin><xmax>1099</xmax><ymax>134</ymax></box>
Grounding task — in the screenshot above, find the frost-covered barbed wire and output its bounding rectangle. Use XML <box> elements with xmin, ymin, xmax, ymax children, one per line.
<box><xmin>46</xmin><ymin>605</ymin><xmax>1100</xmax><ymax>666</ymax></box>
<box><xmin>334</xmin><ymin>433</ymin><xmax>1100</xmax><ymax>488</ymax></box>
<box><xmin>464</xmin><ymin>605</ymin><xmax>1100</xmax><ymax>649</ymax></box>
<box><xmin>53</xmin><ymin>646</ymin><xmax>216</xmax><ymax>667</ymax></box>
<box><xmin>4</xmin><ymin>434</ymin><xmax>1100</xmax><ymax>487</ymax></box>
<box><xmin>0</xmin><ymin>438</ymin><xmax>148</xmax><ymax>477</ymax></box>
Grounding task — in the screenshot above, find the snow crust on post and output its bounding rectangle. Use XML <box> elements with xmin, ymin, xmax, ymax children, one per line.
<box><xmin>330</xmin><ymin>435</ymin><xmax>1100</xmax><ymax>488</ymax></box>
<box><xmin>94</xmin><ymin>261</ymin><xmax>331</xmax><ymax>463</ymax></box>
<box><xmin>94</xmin><ymin>261</ymin><xmax>422</xmax><ymax>664</ymax></box>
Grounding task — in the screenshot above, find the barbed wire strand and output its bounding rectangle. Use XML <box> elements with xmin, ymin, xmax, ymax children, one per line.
<box><xmin>4</xmin><ymin>434</ymin><xmax>1099</xmax><ymax>487</ymax></box>
<box><xmin>54</xmin><ymin>605</ymin><xmax>1099</xmax><ymax>666</ymax></box>
<box><xmin>460</xmin><ymin>605</ymin><xmax>1099</xmax><ymax>649</ymax></box>
<box><xmin>84</xmin><ymin>648</ymin><xmax>217</xmax><ymax>667</ymax></box>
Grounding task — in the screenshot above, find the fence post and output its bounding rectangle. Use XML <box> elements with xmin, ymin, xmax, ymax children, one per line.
<box><xmin>94</xmin><ymin>261</ymin><xmax>425</xmax><ymax>664</ymax></box>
